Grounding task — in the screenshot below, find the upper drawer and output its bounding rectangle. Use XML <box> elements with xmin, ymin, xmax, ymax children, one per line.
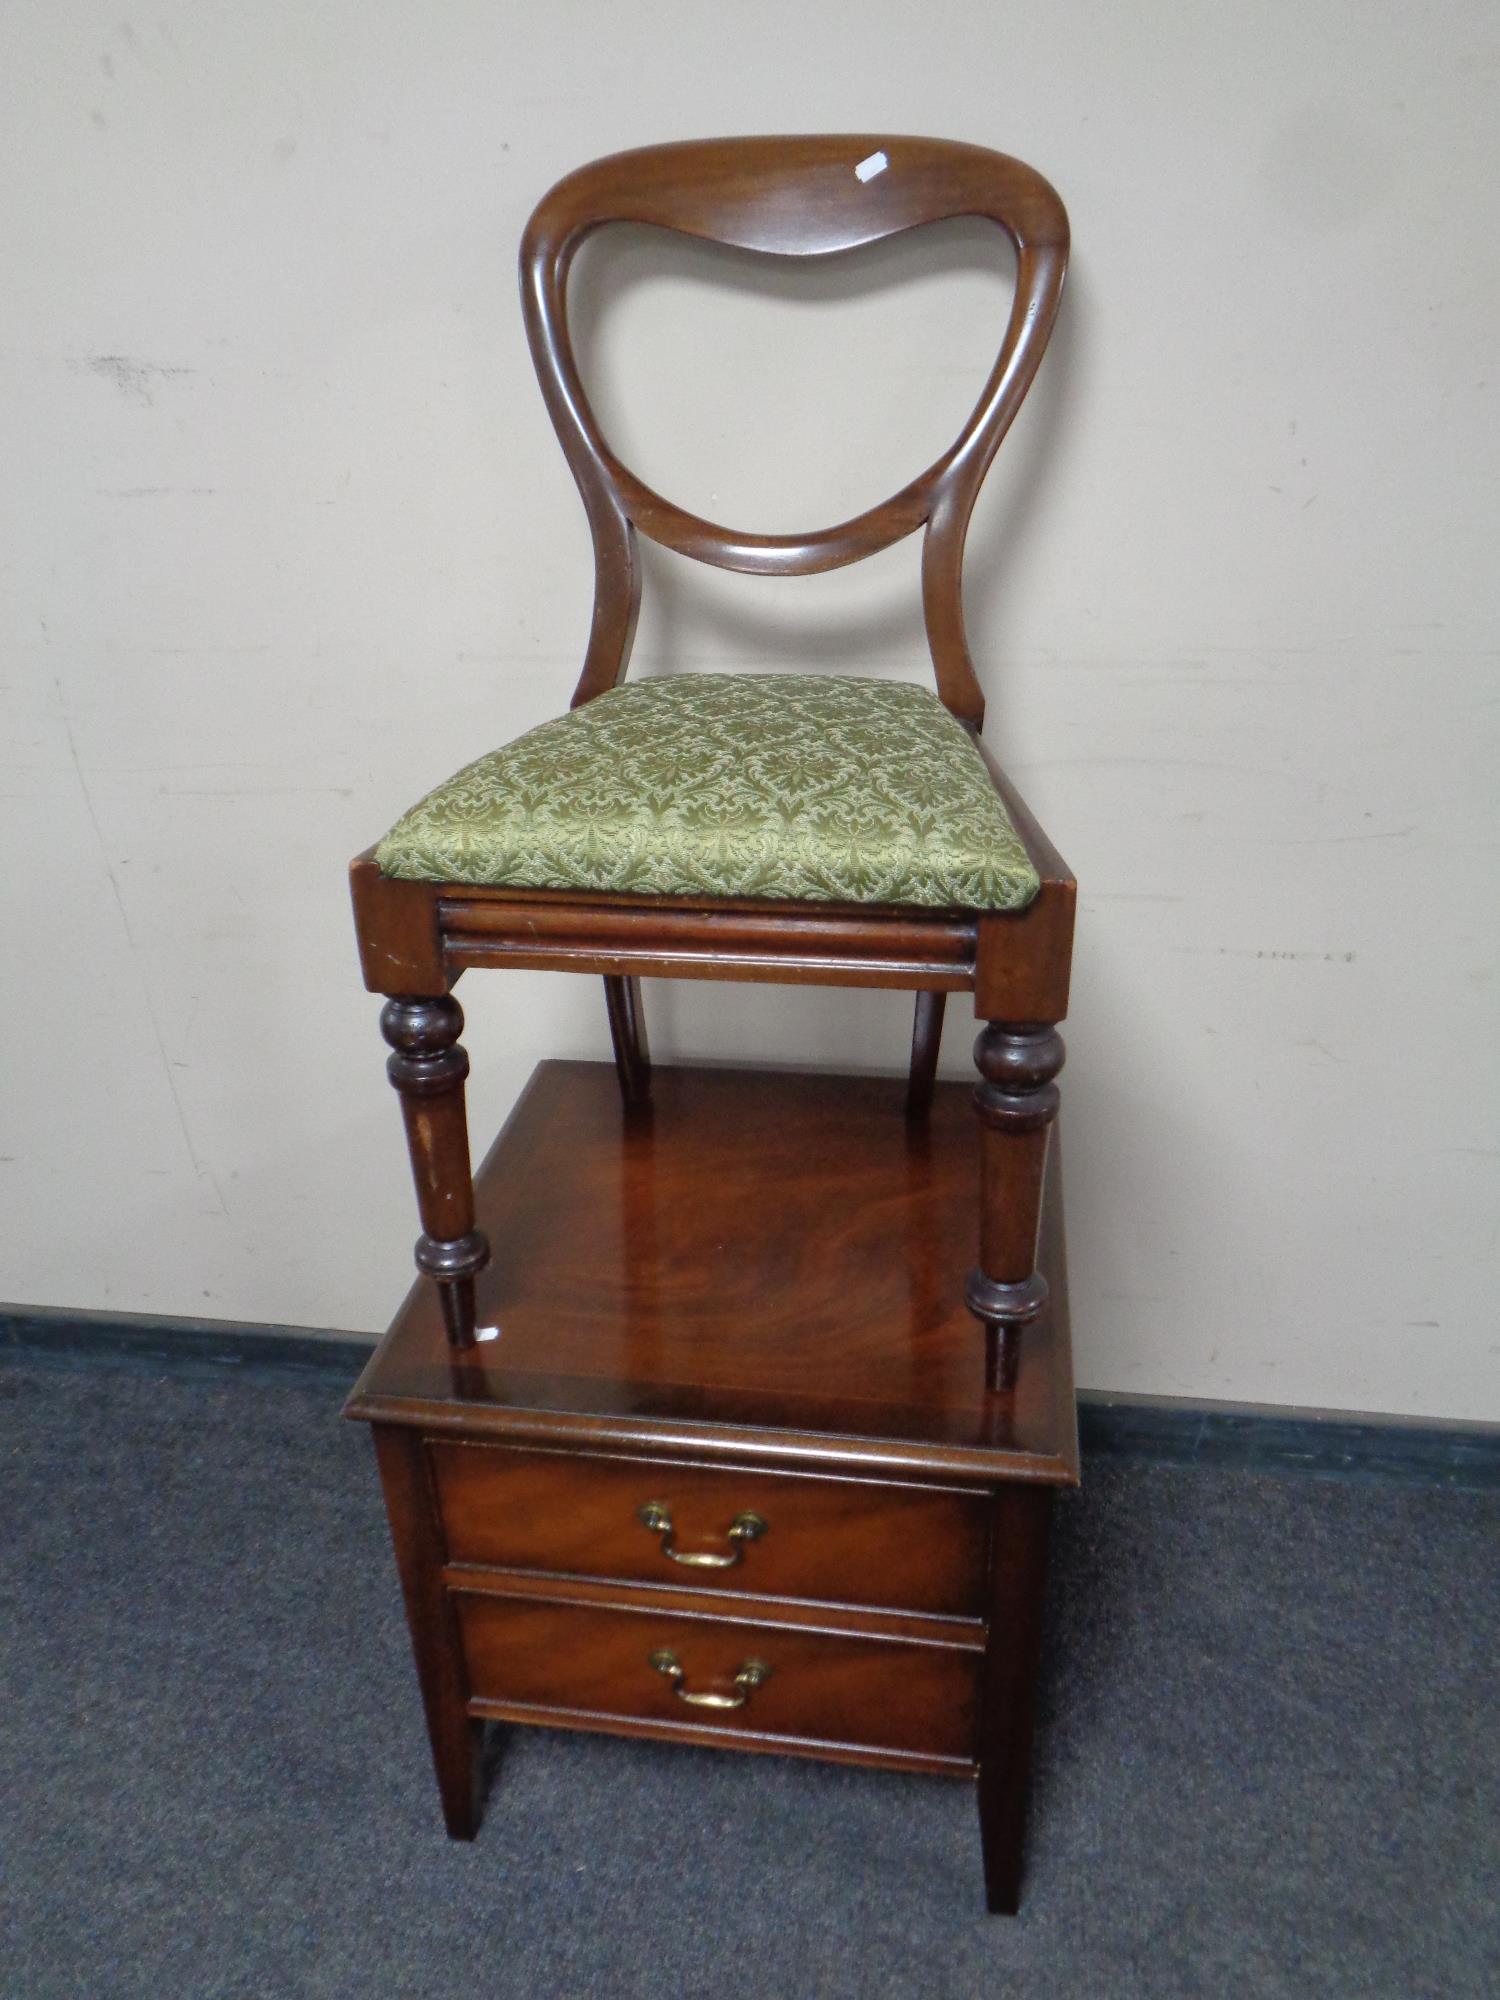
<box><xmin>429</xmin><ymin>1442</ymin><xmax>989</xmax><ymax>1618</ymax></box>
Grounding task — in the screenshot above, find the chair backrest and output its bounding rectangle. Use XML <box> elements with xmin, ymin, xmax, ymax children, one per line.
<box><xmin>520</xmin><ymin>135</ymin><xmax>1069</xmax><ymax>728</ymax></box>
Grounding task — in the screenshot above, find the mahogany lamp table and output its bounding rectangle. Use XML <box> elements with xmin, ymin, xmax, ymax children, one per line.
<box><xmin>345</xmin><ymin>1056</ymin><xmax>1077</xmax><ymax>1914</ymax></box>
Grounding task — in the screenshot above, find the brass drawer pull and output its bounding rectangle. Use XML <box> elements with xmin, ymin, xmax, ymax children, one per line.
<box><xmin>636</xmin><ymin>1501</ymin><xmax>767</xmax><ymax>1569</ymax></box>
<box><xmin>649</xmin><ymin>1649</ymin><xmax>771</xmax><ymax>1710</ymax></box>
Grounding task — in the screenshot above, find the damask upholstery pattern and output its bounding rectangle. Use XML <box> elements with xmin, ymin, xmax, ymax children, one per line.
<box><xmin>375</xmin><ymin>673</ymin><xmax>1040</xmax><ymax>911</ymax></box>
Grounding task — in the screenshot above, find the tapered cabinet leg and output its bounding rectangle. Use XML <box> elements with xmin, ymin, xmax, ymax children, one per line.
<box><xmin>371</xmin><ymin>1425</ymin><xmax>483</xmax><ymax>1839</ymax></box>
<box><xmin>905</xmin><ymin>990</ymin><xmax>947</xmax><ymax>1121</ymax></box>
<box><xmin>380</xmin><ymin>994</ymin><xmax>490</xmax><ymax>1347</ymax></box>
<box><xmin>603</xmin><ymin>975</ymin><xmax>652</xmax><ymax>1109</ymax></box>
<box><xmin>966</xmin><ymin>1022</ymin><xmax>1064</xmax><ymax>1393</ymax></box>
<box><xmin>978</xmin><ymin>1486</ymin><xmax>1053</xmax><ymax>1914</ymax></box>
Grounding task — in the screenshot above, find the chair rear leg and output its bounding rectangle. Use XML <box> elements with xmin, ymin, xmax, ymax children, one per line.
<box><xmin>905</xmin><ymin>990</ymin><xmax>947</xmax><ymax>1120</ymax></box>
<box><xmin>603</xmin><ymin>975</ymin><xmax>652</xmax><ymax>1108</ymax></box>
<box><xmin>380</xmin><ymin>994</ymin><xmax>490</xmax><ymax>1346</ymax></box>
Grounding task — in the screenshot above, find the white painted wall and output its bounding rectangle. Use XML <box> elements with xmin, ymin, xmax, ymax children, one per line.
<box><xmin>3</xmin><ymin>1</ymin><xmax>1496</xmax><ymax>1419</ymax></box>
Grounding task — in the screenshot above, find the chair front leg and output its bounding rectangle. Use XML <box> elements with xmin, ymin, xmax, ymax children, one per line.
<box><xmin>380</xmin><ymin>994</ymin><xmax>490</xmax><ymax>1347</ymax></box>
<box><xmin>966</xmin><ymin>1022</ymin><xmax>1064</xmax><ymax>1394</ymax></box>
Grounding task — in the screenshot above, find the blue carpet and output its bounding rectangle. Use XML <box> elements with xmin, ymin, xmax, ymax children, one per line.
<box><xmin>2</xmin><ymin>1360</ymin><xmax>1496</xmax><ymax>1999</ymax></box>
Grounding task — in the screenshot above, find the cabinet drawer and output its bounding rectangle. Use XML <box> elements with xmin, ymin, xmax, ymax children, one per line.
<box><xmin>455</xmin><ymin>1589</ymin><xmax>979</xmax><ymax>1765</ymax></box>
<box><xmin>430</xmin><ymin>1442</ymin><xmax>989</xmax><ymax>1617</ymax></box>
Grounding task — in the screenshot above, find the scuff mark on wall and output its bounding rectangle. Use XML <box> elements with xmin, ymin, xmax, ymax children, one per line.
<box><xmin>1172</xmin><ymin>946</ymin><xmax>1358</xmax><ymax>963</ymax></box>
<box><xmin>54</xmin><ymin>673</ymin><xmax>229</xmax><ymax>1221</ymax></box>
<box><xmin>75</xmin><ymin>355</ymin><xmax>196</xmax><ymax>406</ymax></box>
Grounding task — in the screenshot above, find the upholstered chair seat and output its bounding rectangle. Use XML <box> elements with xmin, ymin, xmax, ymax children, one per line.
<box><xmin>375</xmin><ymin>672</ymin><xmax>1040</xmax><ymax>911</ymax></box>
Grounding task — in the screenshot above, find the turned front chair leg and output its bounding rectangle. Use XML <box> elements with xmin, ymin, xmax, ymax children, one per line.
<box><xmin>966</xmin><ymin>1022</ymin><xmax>1065</xmax><ymax>1394</ymax></box>
<box><xmin>380</xmin><ymin>995</ymin><xmax>490</xmax><ymax>1347</ymax></box>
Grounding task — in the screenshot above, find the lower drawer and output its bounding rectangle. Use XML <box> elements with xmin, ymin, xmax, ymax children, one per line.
<box><xmin>454</xmin><ymin>1589</ymin><xmax>980</xmax><ymax>1766</ymax></box>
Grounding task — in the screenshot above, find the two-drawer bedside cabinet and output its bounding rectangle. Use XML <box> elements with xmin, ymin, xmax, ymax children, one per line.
<box><xmin>345</xmin><ymin>1057</ymin><xmax>1077</xmax><ymax>1914</ymax></box>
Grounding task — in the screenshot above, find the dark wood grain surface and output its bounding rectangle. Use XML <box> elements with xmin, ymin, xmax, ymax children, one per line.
<box><xmin>430</xmin><ymin>1440</ymin><xmax>990</xmax><ymax>1615</ymax></box>
<box><xmin>347</xmin><ymin>1061</ymin><xmax>1078</xmax><ymax>1486</ymax></box>
<box><xmin>455</xmin><ymin>1589</ymin><xmax>981</xmax><ymax>1765</ymax></box>
<box><xmin>352</xmin><ymin>1057</ymin><xmax>1079</xmax><ymax>1907</ymax></box>
<box><xmin>370</xmin><ymin>1426</ymin><xmax>482</xmax><ymax>1838</ymax></box>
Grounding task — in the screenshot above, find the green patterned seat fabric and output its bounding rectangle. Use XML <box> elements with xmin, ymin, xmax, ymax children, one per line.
<box><xmin>375</xmin><ymin>674</ymin><xmax>1039</xmax><ymax>911</ymax></box>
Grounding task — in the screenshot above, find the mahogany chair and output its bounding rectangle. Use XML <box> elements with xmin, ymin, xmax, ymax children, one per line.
<box><xmin>350</xmin><ymin>135</ymin><xmax>1074</xmax><ymax>1395</ymax></box>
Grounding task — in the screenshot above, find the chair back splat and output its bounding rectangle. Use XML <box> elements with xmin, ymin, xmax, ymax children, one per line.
<box><xmin>519</xmin><ymin>135</ymin><xmax>1069</xmax><ymax>727</ymax></box>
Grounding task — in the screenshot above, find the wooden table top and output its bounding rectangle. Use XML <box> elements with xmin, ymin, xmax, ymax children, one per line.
<box><xmin>346</xmin><ymin>1061</ymin><xmax>1077</xmax><ymax>1488</ymax></box>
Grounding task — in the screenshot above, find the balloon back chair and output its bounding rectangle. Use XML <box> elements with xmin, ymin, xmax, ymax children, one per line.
<box><xmin>350</xmin><ymin>135</ymin><xmax>1073</xmax><ymax>1396</ymax></box>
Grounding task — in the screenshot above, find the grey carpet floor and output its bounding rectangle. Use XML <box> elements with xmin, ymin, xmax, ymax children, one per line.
<box><xmin>2</xmin><ymin>1358</ymin><xmax>1496</xmax><ymax>2000</ymax></box>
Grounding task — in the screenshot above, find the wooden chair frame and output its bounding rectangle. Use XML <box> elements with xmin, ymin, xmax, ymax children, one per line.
<box><xmin>350</xmin><ymin>135</ymin><xmax>1074</xmax><ymax>1394</ymax></box>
